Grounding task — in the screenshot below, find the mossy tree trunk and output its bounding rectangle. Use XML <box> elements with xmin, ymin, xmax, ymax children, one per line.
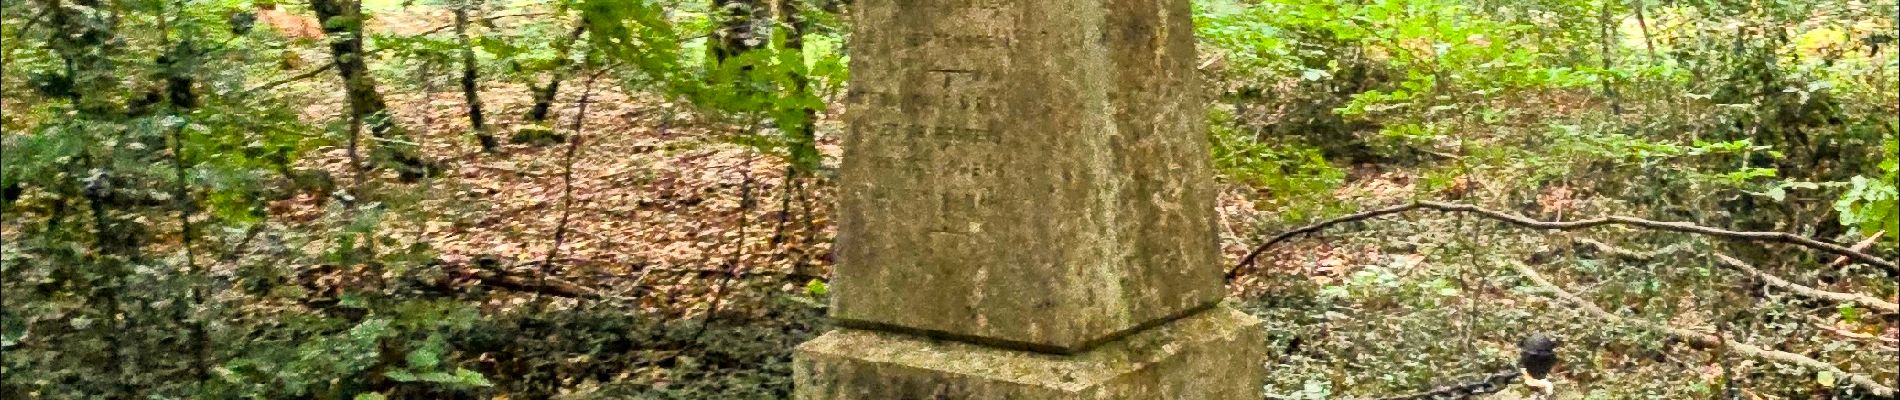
<box><xmin>310</xmin><ymin>0</ymin><xmax>430</xmax><ymax>179</ymax></box>
<box><xmin>455</xmin><ymin>0</ymin><xmax>498</xmax><ymax>152</ymax></box>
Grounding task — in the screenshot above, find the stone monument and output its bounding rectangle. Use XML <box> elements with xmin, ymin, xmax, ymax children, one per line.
<box><xmin>793</xmin><ymin>0</ymin><xmax>1266</xmax><ymax>398</ymax></box>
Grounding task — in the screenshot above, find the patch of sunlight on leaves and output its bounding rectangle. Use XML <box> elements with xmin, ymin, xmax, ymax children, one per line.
<box><xmin>804</xmin><ymin>279</ymin><xmax>828</xmax><ymax>297</ymax></box>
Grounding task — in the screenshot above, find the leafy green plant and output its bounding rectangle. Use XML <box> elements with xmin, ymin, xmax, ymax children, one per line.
<box><xmin>1207</xmin><ymin>107</ymin><xmax>1346</xmax><ymax>220</ymax></box>
<box><xmin>1834</xmin><ymin>138</ymin><xmax>1899</xmax><ymax>237</ymax></box>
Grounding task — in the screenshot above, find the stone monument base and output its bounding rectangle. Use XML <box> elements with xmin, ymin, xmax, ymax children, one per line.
<box><xmin>793</xmin><ymin>306</ymin><xmax>1265</xmax><ymax>399</ymax></box>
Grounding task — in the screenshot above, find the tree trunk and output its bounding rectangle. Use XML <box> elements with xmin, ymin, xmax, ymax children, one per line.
<box><xmin>709</xmin><ymin>0</ymin><xmax>766</xmax><ymax>67</ymax></box>
<box><xmin>309</xmin><ymin>0</ymin><xmax>430</xmax><ymax>179</ymax></box>
<box><xmin>777</xmin><ymin>0</ymin><xmax>818</xmax><ymax>170</ymax></box>
<box><xmin>770</xmin><ymin>0</ymin><xmax>819</xmax><ymax>254</ymax></box>
<box><xmin>157</xmin><ymin>14</ymin><xmax>214</xmax><ymax>380</ymax></box>
<box><xmin>454</xmin><ymin>0</ymin><xmax>497</xmax><ymax>152</ymax></box>
<box><xmin>1597</xmin><ymin>0</ymin><xmax>1621</xmax><ymax>115</ymax></box>
<box><xmin>45</xmin><ymin>0</ymin><xmax>118</xmax><ymax>114</ymax></box>
<box><xmin>82</xmin><ymin>171</ymin><xmax>142</xmax><ymax>397</ymax></box>
<box><xmin>526</xmin><ymin>23</ymin><xmax>587</xmax><ymax>124</ymax></box>
<box><xmin>1633</xmin><ymin>0</ymin><xmax>1657</xmax><ymax>60</ymax></box>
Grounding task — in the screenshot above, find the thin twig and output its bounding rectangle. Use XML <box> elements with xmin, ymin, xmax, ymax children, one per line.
<box><xmin>1228</xmin><ymin>201</ymin><xmax>1898</xmax><ymax>280</ymax></box>
<box><xmin>215</xmin><ymin>222</ymin><xmax>266</xmax><ymax>264</ymax></box>
<box><xmin>469</xmin><ymin>163</ymin><xmax>550</xmax><ymax>177</ymax></box>
<box><xmin>0</xmin><ymin>6</ymin><xmax>53</xmax><ymax>56</ymax></box>
<box><xmin>411</xmin><ymin>11</ymin><xmax>546</xmax><ymax>36</ymax></box>
<box><xmin>239</xmin><ymin>62</ymin><xmax>336</xmax><ymax>95</ymax></box>
<box><xmin>696</xmin><ymin>132</ymin><xmax>761</xmax><ymax>341</ymax></box>
<box><xmin>1509</xmin><ymin>261</ymin><xmax>1896</xmax><ymax>397</ymax></box>
<box><xmin>366</xmin><ymin>136</ymin><xmax>421</xmax><ymax>146</ymax></box>
<box><xmin>503</xmin><ymin>256</ymin><xmax>819</xmax><ymax>281</ymax></box>
<box><xmin>437</xmin><ymin>262</ymin><xmax>615</xmax><ymax>300</ymax></box>
<box><xmin>535</xmin><ymin>63</ymin><xmax>609</xmax><ymax>306</ymax></box>
<box><xmin>1229</xmin><ymin>203</ymin><xmax>1419</xmax><ymax>279</ymax></box>
<box><xmin>166</xmin><ymin>116</ymin><xmax>210</xmax><ymax>380</ymax></box>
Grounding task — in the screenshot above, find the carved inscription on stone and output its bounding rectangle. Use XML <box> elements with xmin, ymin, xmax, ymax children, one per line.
<box><xmin>849</xmin><ymin>17</ymin><xmax>1012</xmax><ymax>235</ymax></box>
<box><xmin>835</xmin><ymin>1</ymin><xmax>1223</xmax><ymax>350</ymax></box>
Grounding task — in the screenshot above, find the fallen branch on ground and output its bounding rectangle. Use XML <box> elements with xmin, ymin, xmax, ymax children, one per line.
<box><xmin>1357</xmin><ymin>370</ymin><xmax>1520</xmax><ymax>400</ymax></box>
<box><xmin>1808</xmin><ymin>314</ymin><xmax>1900</xmax><ymax>345</ymax></box>
<box><xmin>1230</xmin><ymin>203</ymin><xmax>1420</xmax><ymax>280</ymax></box>
<box><xmin>1228</xmin><ymin>201</ymin><xmax>1897</xmax><ymax>280</ymax></box>
<box><xmin>1830</xmin><ymin>231</ymin><xmax>1887</xmax><ymax>268</ymax></box>
<box><xmin>1508</xmin><ymin>261</ymin><xmax>1896</xmax><ymax>397</ymax></box>
<box><xmin>1572</xmin><ymin>238</ymin><xmax>1898</xmax><ymax>314</ymax></box>
<box><xmin>1806</xmin><ymin>315</ymin><xmax>1900</xmax><ymax>349</ymax></box>
<box><xmin>1713</xmin><ymin>254</ymin><xmax>1900</xmax><ymax>314</ymax></box>
<box><xmin>1569</xmin><ymin>238</ymin><xmax>1689</xmax><ymax>260</ymax></box>
<box><xmin>505</xmin><ymin>257</ymin><xmax>822</xmax><ymax>281</ymax></box>
<box><xmin>471</xmin><ymin>163</ymin><xmax>551</xmax><ymax>177</ymax></box>
<box><xmin>440</xmin><ymin>262</ymin><xmax>605</xmax><ymax>299</ymax></box>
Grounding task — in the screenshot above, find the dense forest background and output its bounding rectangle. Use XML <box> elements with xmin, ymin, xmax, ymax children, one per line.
<box><xmin>1</xmin><ymin>0</ymin><xmax>1895</xmax><ymax>398</ymax></box>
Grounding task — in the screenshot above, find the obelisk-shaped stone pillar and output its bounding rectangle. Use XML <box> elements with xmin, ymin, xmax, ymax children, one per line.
<box><xmin>793</xmin><ymin>0</ymin><xmax>1266</xmax><ymax>398</ymax></box>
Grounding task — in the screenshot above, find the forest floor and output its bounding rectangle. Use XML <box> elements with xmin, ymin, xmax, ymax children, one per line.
<box><xmin>239</xmin><ymin>5</ymin><xmax>1897</xmax><ymax>398</ymax></box>
<box><xmin>265</xmin><ymin>56</ymin><xmax>1897</xmax><ymax>400</ymax></box>
<box><xmin>278</xmin><ymin>52</ymin><xmax>1419</xmax><ymax>328</ymax></box>
<box><xmin>276</xmin><ymin>74</ymin><xmax>1579</xmax><ymax>398</ymax></box>
<box><xmin>272</xmin><ymin>2</ymin><xmax>1395</xmax><ymax>323</ymax></box>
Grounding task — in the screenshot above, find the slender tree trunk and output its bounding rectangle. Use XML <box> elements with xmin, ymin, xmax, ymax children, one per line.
<box><xmin>1632</xmin><ymin>0</ymin><xmax>1657</xmax><ymax>60</ymax></box>
<box><xmin>158</xmin><ymin>13</ymin><xmax>212</xmax><ymax>380</ymax></box>
<box><xmin>696</xmin><ymin>148</ymin><xmax>757</xmax><ymax>341</ymax></box>
<box><xmin>54</xmin><ymin>0</ymin><xmax>138</xmax><ymax>392</ymax></box>
<box><xmin>709</xmin><ymin>0</ymin><xmax>765</xmax><ymax>67</ymax></box>
<box><xmin>346</xmin><ymin>108</ymin><xmax>367</xmax><ymax>207</ymax></box>
<box><xmin>310</xmin><ymin>0</ymin><xmax>429</xmax><ymax>179</ymax></box>
<box><xmin>767</xmin><ymin>0</ymin><xmax>802</xmax><ymax>247</ymax></box>
<box><xmin>310</xmin><ymin>0</ymin><xmax>381</xmax><ymax>125</ymax></box>
<box><xmin>454</xmin><ymin>0</ymin><xmax>498</xmax><ymax>152</ymax></box>
<box><xmin>778</xmin><ymin>0</ymin><xmax>818</xmax><ymax>165</ymax></box>
<box><xmin>309</xmin><ymin>0</ymin><xmax>385</xmax><ymax>123</ymax></box>
<box><xmin>770</xmin><ymin>171</ymin><xmax>795</xmax><ymax>247</ymax></box>
<box><xmin>1598</xmin><ymin>0</ymin><xmax>1622</xmax><ymax>115</ymax></box>
<box><xmin>538</xmin><ymin>65</ymin><xmax>605</xmax><ymax>306</ymax></box>
<box><xmin>168</xmin><ymin>116</ymin><xmax>211</xmax><ymax>382</ymax></box>
<box><xmin>82</xmin><ymin>171</ymin><xmax>138</xmax><ymax>397</ymax></box>
<box><xmin>770</xmin><ymin>0</ymin><xmax>819</xmax><ymax>255</ymax></box>
<box><xmin>526</xmin><ymin>23</ymin><xmax>587</xmax><ymax>124</ymax></box>
<box><xmin>45</xmin><ymin>0</ymin><xmax>117</xmax><ymax>114</ymax></box>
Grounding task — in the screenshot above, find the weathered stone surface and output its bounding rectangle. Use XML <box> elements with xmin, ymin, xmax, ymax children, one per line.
<box><xmin>798</xmin><ymin>0</ymin><xmax>1264</xmax><ymax>395</ymax></box>
<box><xmin>833</xmin><ymin>0</ymin><xmax>1220</xmax><ymax>351</ymax></box>
<box><xmin>794</xmin><ymin>307</ymin><xmax>1265</xmax><ymax>399</ymax></box>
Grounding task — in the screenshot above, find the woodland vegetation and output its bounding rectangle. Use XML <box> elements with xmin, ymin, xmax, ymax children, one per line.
<box><xmin>1</xmin><ymin>0</ymin><xmax>1896</xmax><ymax>398</ymax></box>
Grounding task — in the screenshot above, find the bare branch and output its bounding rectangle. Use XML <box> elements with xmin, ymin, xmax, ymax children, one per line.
<box><xmin>1573</xmin><ymin>239</ymin><xmax>1898</xmax><ymax>314</ymax></box>
<box><xmin>1509</xmin><ymin>261</ymin><xmax>1896</xmax><ymax>397</ymax></box>
<box><xmin>239</xmin><ymin>62</ymin><xmax>337</xmax><ymax>95</ymax></box>
<box><xmin>1806</xmin><ymin>315</ymin><xmax>1900</xmax><ymax>349</ymax></box>
<box><xmin>1228</xmin><ymin>201</ymin><xmax>1897</xmax><ymax>280</ymax></box>
<box><xmin>412</xmin><ymin>12</ymin><xmax>548</xmax><ymax>36</ymax></box>
<box><xmin>1357</xmin><ymin>370</ymin><xmax>1519</xmax><ymax>400</ymax></box>
<box><xmin>1230</xmin><ymin>203</ymin><xmax>1422</xmax><ymax>279</ymax></box>
<box><xmin>462</xmin><ymin>265</ymin><xmax>601</xmax><ymax>299</ymax></box>
<box><xmin>1713</xmin><ymin>254</ymin><xmax>1900</xmax><ymax>314</ymax></box>
<box><xmin>535</xmin><ymin>64</ymin><xmax>609</xmax><ymax>306</ymax></box>
<box><xmin>1830</xmin><ymin>231</ymin><xmax>1886</xmax><ymax>268</ymax></box>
